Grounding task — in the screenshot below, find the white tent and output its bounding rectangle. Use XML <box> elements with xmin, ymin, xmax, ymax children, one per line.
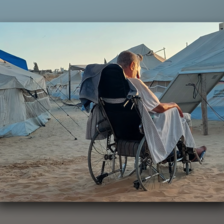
<box><xmin>0</xmin><ymin>60</ymin><xmax>51</xmax><ymax>137</ymax></box>
<box><xmin>109</xmin><ymin>44</ymin><xmax>165</xmax><ymax>75</ymax></box>
<box><xmin>140</xmin><ymin>30</ymin><xmax>224</xmax><ymax>120</ymax></box>
<box><xmin>47</xmin><ymin>70</ymin><xmax>83</xmax><ymax>100</ymax></box>
<box><xmin>191</xmin><ymin>78</ymin><xmax>224</xmax><ymax>120</ymax></box>
<box><xmin>142</xmin><ymin>30</ymin><xmax>224</xmax><ymax>97</ymax></box>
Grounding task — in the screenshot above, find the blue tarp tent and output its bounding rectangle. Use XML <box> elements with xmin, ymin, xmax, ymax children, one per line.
<box><xmin>0</xmin><ymin>49</ymin><xmax>28</xmax><ymax>70</ymax></box>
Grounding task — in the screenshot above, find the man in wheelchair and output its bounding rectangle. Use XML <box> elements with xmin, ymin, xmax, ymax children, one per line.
<box><xmin>116</xmin><ymin>50</ymin><xmax>206</xmax><ymax>163</ymax></box>
<box><xmin>80</xmin><ymin>51</ymin><xmax>207</xmax><ymax>190</ymax></box>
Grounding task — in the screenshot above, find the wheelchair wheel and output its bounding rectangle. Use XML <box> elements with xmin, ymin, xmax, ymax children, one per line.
<box><xmin>135</xmin><ymin>137</ymin><xmax>177</xmax><ymax>191</ymax></box>
<box><xmin>88</xmin><ymin>132</ymin><xmax>127</xmax><ymax>185</ymax></box>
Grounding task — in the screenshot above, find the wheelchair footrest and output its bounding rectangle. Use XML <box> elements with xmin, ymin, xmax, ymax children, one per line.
<box><xmin>133</xmin><ymin>180</ymin><xmax>140</xmax><ymax>190</ymax></box>
<box><xmin>188</xmin><ymin>146</ymin><xmax>207</xmax><ymax>162</ymax></box>
<box><xmin>183</xmin><ymin>168</ymin><xmax>192</xmax><ymax>172</ymax></box>
<box><xmin>96</xmin><ymin>173</ymin><xmax>108</xmax><ymax>184</ymax></box>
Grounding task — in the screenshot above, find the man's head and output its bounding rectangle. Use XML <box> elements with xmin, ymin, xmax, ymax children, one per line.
<box><xmin>117</xmin><ymin>51</ymin><xmax>143</xmax><ymax>79</ymax></box>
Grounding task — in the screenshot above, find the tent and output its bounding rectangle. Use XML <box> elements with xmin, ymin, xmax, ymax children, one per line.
<box><xmin>0</xmin><ymin>59</ymin><xmax>51</xmax><ymax>137</ymax></box>
<box><xmin>47</xmin><ymin>70</ymin><xmax>83</xmax><ymax>100</ymax></box>
<box><xmin>108</xmin><ymin>44</ymin><xmax>165</xmax><ymax>75</ymax></box>
<box><xmin>141</xmin><ymin>30</ymin><xmax>224</xmax><ymax>120</ymax></box>
<box><xmin>0</xmin><ymin>49</ymin><xmax>28</xmax><ymax>70</ymax></box>
<box><xmin>191</xmin><ymin>78</ymin><xmax>224</xmax><ymax>120</ymax></box>
<box><xmin>141</xmin><ymin>30</ymin><xmax>224</xmax><ymax>97</ymax></box>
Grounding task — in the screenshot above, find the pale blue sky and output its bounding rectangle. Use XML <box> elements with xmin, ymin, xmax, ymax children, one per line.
<box><xmin>0</xmin><ymin>22</ymin><xmax>220</xmax><ymax>70</ymax></box>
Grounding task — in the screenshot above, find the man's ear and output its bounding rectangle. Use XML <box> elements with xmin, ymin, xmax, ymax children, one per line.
<box><xmin>130</xmin><ymin>61</ymin><xmax>135</xmax><ymax>71</ymax></box>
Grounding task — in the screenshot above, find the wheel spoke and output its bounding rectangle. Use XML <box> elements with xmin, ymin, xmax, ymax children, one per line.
<box><xmin>135</xmin><ymin>137</ymin><xmax>177</xmax><ymax>191</ymax></box>
<box><xmin>88</xmin><ymin>133</ymin><xmax>127</xmax><ymax>185</ymax></box>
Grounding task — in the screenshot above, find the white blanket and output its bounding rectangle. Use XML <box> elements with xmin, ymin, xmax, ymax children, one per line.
<box><xmin>129</xmin><ymin>78</ymin><xmax>196</xmax><ymax>163</ymax></box>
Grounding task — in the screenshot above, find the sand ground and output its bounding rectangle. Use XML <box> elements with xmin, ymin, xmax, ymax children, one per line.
<box><xmin>0</xmin><ymin>99</ymin><xmax>224</xmax><ymax>202</ymax></box>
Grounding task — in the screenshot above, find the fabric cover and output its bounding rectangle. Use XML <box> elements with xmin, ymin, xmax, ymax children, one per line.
<box><xmin>47</xmin><ymin>70</ymin><xmax>83</xmax><ymax>100</ymax></box>
<box><xmin>0</xmin><ymin>60</ymin><xmax>51</xmax><ymax>137</ymax></box>
<box><xmin>0</xmin><ymin>50</ymin><xmax>28</xmax><ymax>70</ymax></box>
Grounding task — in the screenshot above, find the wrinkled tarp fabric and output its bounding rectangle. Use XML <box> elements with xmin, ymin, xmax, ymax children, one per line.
<box><xmin>0</xmin><ymin>112</ymin><xmax>50</xmax><ymax>137</ymax></box>
<box><xmin>142</xmin><ymin>30</ymin><xmax>224</xmax><ymax>82</ymax></box>
<box><xmin>46</xmin><ymin>70</ymin><xmax>82</xmax><ymax>100</ymax></box>
<box><xmin>0</xmin><ymin>88</ymin><xmax>51</xmax><ymax>132</ymax></box>
<box><xmin>0</xmin><ymin>61</ymin><xmax>51</xmax><ymax>137</ymax></box>
<box><xmin>0</xmin><ymin>61</ymin><xmax>46</xmax><ymax>91</ymax></box>
<box><xmin>191</xmin><ymin>81</ymin><xmax>224</xmax><ymax>120</ymax></box>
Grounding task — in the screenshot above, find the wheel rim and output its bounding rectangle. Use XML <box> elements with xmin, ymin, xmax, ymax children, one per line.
<box><xmin>136</xmin><ymin>137</ymin><xmax>177</xmax><ymax>191</ymax></box>
<box><xmin>88</xmin><ymin>133</ymin><xmax>127</xmax><ymax>185</ymax></box>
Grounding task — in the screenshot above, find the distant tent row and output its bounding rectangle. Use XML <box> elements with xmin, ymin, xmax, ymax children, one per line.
<box><xmin>0</xmin><ymin>49</ymin><xmax>28</xmax><ymax>70</ymax></box>
<box><xmin>46</xmin><ymin>70</ymin><xmax>83</xmax><ymax>100</ymax></box>
<box><xmin>0</xmin><ymin>59</ymin><xmax>51</xmax><ymax>137</ymax></box>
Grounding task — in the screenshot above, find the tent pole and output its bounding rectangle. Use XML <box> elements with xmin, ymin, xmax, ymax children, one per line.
<box><xmin>201</xmin><ymin>74</ymin><xmax>208</xmax><ymax>135</ymax></box>
<box><xmin>69</xmin><ymin>63</ymin><xmax>71</xmax><ymax>100</ymax></box>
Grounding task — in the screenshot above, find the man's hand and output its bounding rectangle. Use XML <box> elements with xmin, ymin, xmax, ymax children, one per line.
<box><xmin>172</xmin><ymin>102</ymin><xmax>183</xmax><ymax>117</ymax></box>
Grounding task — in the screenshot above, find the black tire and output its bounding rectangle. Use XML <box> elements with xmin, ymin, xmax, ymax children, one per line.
<box><xmin>135</xmin><ymin>137</ymin><xmax>177</xmax><ymax>191</ymax></box>
<box><xmin>88</xmin><ymin>132</ymin><xmax>127</xmax><ymax>185</ymax></box>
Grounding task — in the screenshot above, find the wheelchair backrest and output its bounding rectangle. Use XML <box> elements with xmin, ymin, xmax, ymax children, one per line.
<box><xmin>98</xmin><ymin>64</ymin><xmax>144</xmax><ymax>141</ymax></box>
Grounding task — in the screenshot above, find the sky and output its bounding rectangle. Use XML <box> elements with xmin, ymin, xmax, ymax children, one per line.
<box><xmin>0</xmin><ymin>22</ymin><xmax>221</xmax><ymax>70</ymax></box>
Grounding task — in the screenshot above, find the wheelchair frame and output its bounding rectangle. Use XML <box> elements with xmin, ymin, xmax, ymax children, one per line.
<box><xmin>87</xmin><ymin>96</ymin><xmax>201</xmax><ymax>191</ymax></box>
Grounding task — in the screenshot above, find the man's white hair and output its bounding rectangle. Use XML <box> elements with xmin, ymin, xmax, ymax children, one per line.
<box><xmin>117</xmin><ymin>51</ymin><xmax>143</xmax><ymax>68</ymax></box>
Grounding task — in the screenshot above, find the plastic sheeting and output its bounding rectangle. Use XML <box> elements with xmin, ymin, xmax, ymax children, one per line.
<box><xmin>0</xmin><ymin>60</ymin><xmax>46</xmax><ymax>91</ymax></box>
<box><xmin>191</xmin><ymin>81</ymin><xmax>224</xmax><ymax>120</ymax></box>
<box><xmin>142</xmin><ymin>30</ymin><xmax>224</xmax><ymax>82</ymax></box>
<box><xmin>0</xmin><ymin>60</ymin><xmax>51</xmax><ymax>137</ymax></box>
<box><xmin>0</xmin><ymin>111</ymin><xmax>50</xmax><ymax>137</ymax></box>
<box><xmin>0</xmin><ymin>49</ymin><xmax>28</xmax><ymax>70</ymax></box>
<box><xmin>47</xmin><ymin>70</ymin><xmax>83</xmax><ymax>100</ymax></box>
<box><xmin>48</xmin><ymin>84</ymin><xmax>80</xmax><ymax>100</ymax></box>
<box><xmin>0</xmin><ymin>88</ymin><xmax>50</xmax><ymax>128</ymax></box>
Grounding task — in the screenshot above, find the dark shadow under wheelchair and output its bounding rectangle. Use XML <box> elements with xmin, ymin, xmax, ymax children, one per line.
<box><xmin>87</xmin><ymin>64</ymin><xmax>204</xmax><ymax>191</ymax></box>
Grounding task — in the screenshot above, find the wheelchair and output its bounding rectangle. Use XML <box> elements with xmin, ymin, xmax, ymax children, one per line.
<box><xmin>87</xmin><ymin>64</ymin><xmax>203</xmax><ymax>191</ymax></box>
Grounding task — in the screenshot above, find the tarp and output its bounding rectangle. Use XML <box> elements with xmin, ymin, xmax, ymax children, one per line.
<box><xmin>0</xmin><ymin>60</ymin><xmax>50</xmax><ymax>137</ymax></box>
<box><xmin>108</xmin><ymin>44</ymin><xmax>165</xmax><ymax>74</ymax></box>
<box><xmin>47</xmin><ymin>70</ymin><xmax>82</xmax><ymax>86</ymax></box>
<box><xmin>47</xmin><ymin>70</ymin><xmax>83</xmax><ymax>100</ymax></box>
<box><xmin>191</xmin><ymin>79</ymin><xmax>224</xmax><ymax>120</ymax></box>
<box><xmin>140</xmin><ymin>30</ymin><xmax>224</xmax><ymax>120</ymax></box>
<box><xmin>0</xmin><ymin>49</ymin><xmax>28</xmax><ymax>70</ymax></box>
<box><xmin>0</xmin><ymin>59</ymin><xmax>45</xmax><ymax>91</ymax></box>
<box><xmin>141</xmin><ymin>30</ymin><xmax>224</xmax><ymax>82</ymax></box>
<box><xmin>159</xmin><ymin>72</ymin><xmax>224</xmax><ymax>114</ymax></box>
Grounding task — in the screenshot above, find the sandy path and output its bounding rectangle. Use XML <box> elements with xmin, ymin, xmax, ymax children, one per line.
<box><xmin>0</xmin><ymin>100</ymin><xmax>224</xmax><ymax>202</ymax></box>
